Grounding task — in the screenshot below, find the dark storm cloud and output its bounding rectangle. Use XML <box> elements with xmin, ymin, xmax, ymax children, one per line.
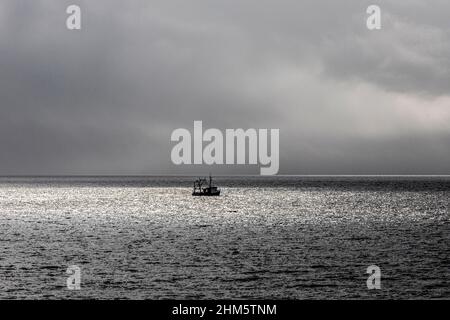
<box><xmin>0</xmin><ymin>0</ymin><xmax>449</xmax><ymax>174</ymax></box>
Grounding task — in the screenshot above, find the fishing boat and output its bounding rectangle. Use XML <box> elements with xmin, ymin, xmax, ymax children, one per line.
<box><xmin>192</xmin><ymin>174</ymin><xmax>221</xmax><ymax>196</ymax></box>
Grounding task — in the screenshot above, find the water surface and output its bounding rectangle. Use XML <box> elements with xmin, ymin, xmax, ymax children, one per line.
<box><xmin>0</xmin><ymin>176</ymin><xmax>449</xmax><ymax>299</ymax></box>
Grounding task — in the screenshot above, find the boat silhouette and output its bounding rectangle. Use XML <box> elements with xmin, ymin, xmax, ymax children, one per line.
<box><xmin>192</xmin><ymin>174</ymin><xmax>221</xmax><ymax>196</ymax></box>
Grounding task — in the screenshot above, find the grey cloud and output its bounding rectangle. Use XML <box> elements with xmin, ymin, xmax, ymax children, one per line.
<box><xmin>0</xmin><ymin>0</ymin><xmax>449</xmax><ymax>175</ymax></box>
<box><xmin>320</xmin><ymin>8</ymin><xmax>450</xmax><ymax>96</ymax></box>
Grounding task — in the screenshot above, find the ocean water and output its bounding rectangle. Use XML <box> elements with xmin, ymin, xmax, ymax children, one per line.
<box><xmin>0</xmin><ymin>176</ymin><xmax>449</xmax><ymax>299</ymax></box>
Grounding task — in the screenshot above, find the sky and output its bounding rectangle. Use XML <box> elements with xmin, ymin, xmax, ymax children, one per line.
<box><xmin>0</xmin><ymin>0</ymin><xmax>449</xmax><ymax>175</ymax></box>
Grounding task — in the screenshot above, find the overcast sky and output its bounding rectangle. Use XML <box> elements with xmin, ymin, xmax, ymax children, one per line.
<box><xmin>1</xmin><ymin>0</ymin><xmax>449</xmax><ymax>175</ymax></box>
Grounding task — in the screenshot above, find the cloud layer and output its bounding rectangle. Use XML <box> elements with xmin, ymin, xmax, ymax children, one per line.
<box><xmin>1</xmin><ymin>0</ymin><xmax>449</xmax><ymax>174</ymax></box>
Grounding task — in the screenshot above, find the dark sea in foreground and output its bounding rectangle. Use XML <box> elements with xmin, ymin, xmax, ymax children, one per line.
<box><xmin>0</xmin><ymin>176</ymin><xmax>449</xmax><ymax>299</ymax></box>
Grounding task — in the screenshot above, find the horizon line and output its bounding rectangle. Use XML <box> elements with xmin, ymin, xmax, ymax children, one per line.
<box><xmin>1</xmin><ymin>174</ymin><xmax>450</xmax><ymax>178</ymax></box>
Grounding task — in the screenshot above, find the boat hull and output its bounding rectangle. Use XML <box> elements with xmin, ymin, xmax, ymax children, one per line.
<box><xmin>192</xmin><ymin>191</ymin><xmax>221</xmax><ymax>196</ymax></box>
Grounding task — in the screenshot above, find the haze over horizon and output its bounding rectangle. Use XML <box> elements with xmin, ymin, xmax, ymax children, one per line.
<box><xmin>1</xmin><ymin>0</ymin><xmax>450</xmax><ymax>175</ymax></box>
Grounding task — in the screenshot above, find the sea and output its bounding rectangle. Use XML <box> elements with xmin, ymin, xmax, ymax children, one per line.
<box><xmin>0</xmin><ymin>176</ymin><xmax>449</xmax><ymax>299</ymax></box>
